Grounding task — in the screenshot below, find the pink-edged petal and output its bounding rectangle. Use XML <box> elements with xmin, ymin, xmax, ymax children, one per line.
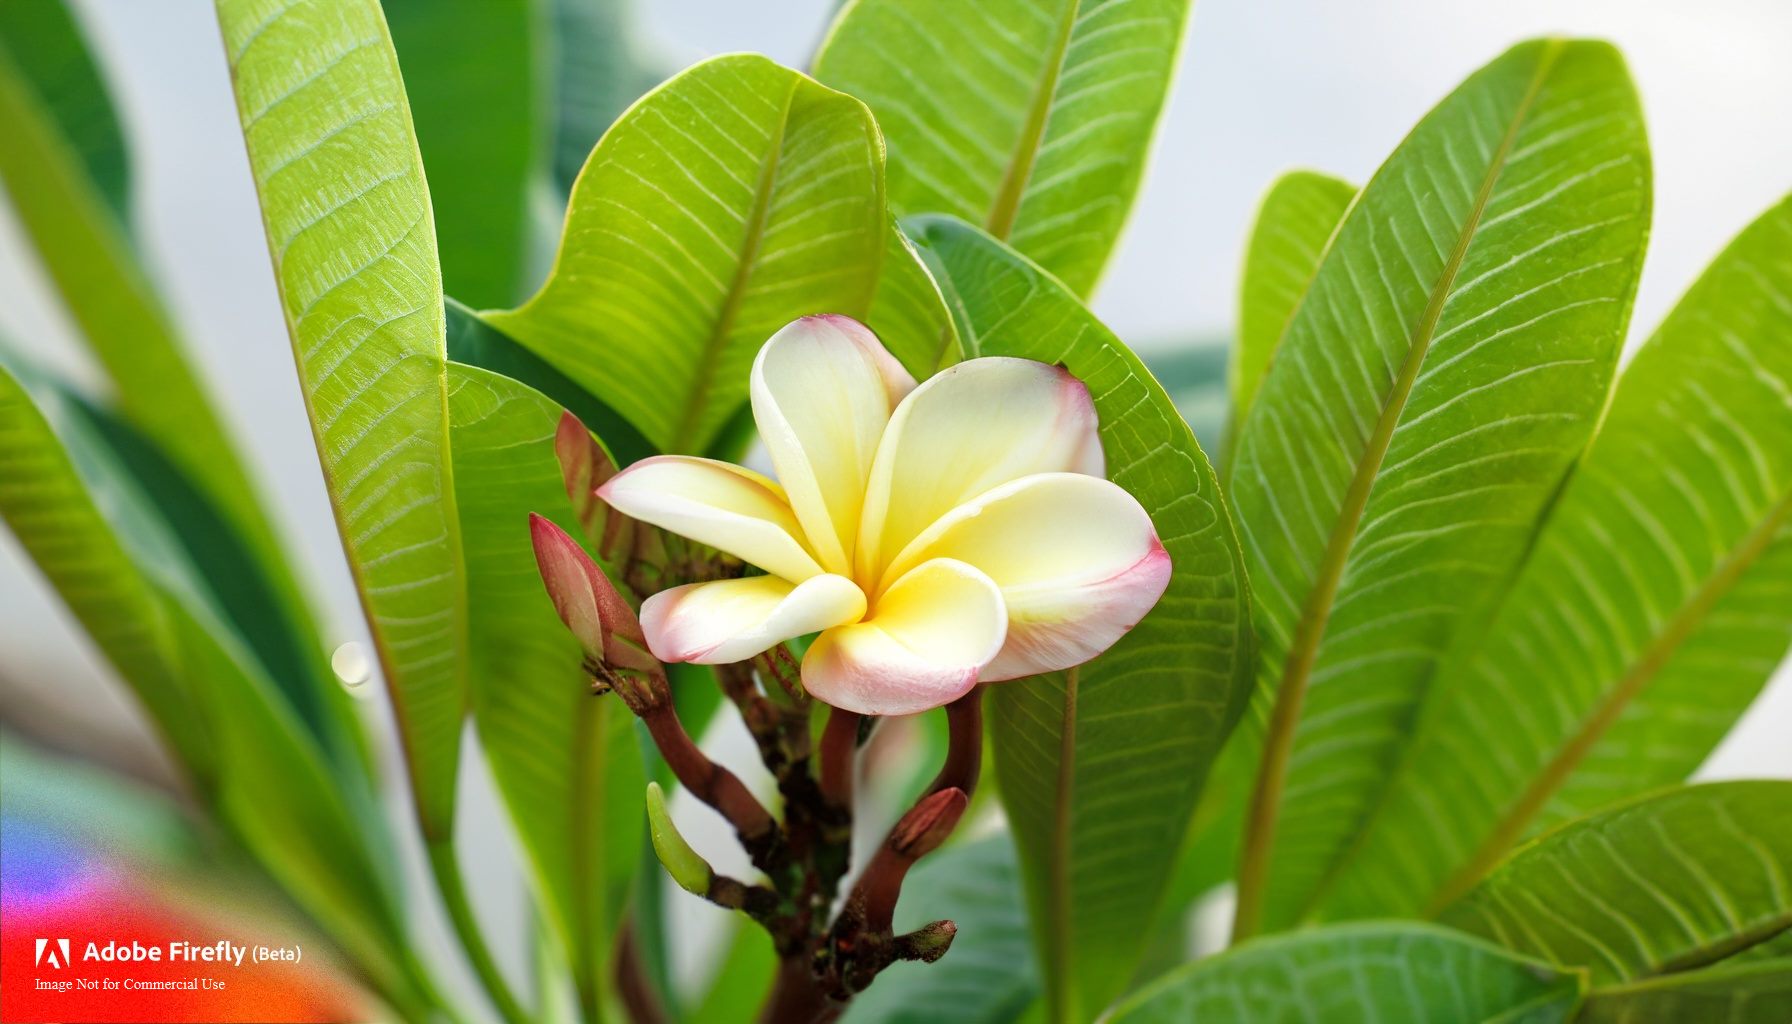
<box><xmin>596</xmin><ymin>455</ymin><xmax>823</xmax><ymax>582</ymax></box>
<box><xmin>802</xmin><ymin>558</ymin><xmax>1006</xmax><ymax>716</ymax></box>
<box><xmin>751</xmin><ymin>316</ymin><xmax>917</xmax><ymax>575</ymax></box>
<box><xmin>640</xmin><ymin>574</ymin><xmax>866</xmax><ymax>665</ymax></box>
<box><xmin>855</xmin><ymin>357</ymin><xmax>1104</xmax><ymax>583</ymax></box>
<box><xmin>882</xmin><ymin>473</ymin><xmax>1171</xmax><ymax>681</ymax></box>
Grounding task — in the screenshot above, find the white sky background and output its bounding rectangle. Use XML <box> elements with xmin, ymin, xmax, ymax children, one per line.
<box><xmin>0</xmin><ymin>0</ymin><xmax>1787</xmax><ymax>999</ymax></box>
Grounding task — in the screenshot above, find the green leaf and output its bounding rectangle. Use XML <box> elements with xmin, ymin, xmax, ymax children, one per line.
<box><xmin>387</xmin><ymin>0</ymin><xmax>541</xmax><ymax>309</ymax></box>
<box><xmin>910</xmin><ymin>216</ymin><xmax>1254</xmax><ymax>1023</ymax></box>
<box><xmin>0</xmin><ymin>9</ymin><xmax>252</xmax><ymax>561</ymax></box>
<box><xmin>1577</xmin><ymin>959</ymin><xmax>1792</xmax><ymax>1024</ymax></box>
<box><xmin>1110</xmin><ymin>922</ymin><xmax>1583</xmax><ymax>1023</ymax></box>
<box><xmin>446</xmin><ymin>297</ymin><xmax>657</xmax><ymax>467</ymax></box>
<box><xmin>161</xmin><ymin>596</ymin><xmax>423</xmax><ymax>1009</ymax></box>
<box><xmin>871</xmin><ymin>218</ymin><xmax>962</xmax><ymax>374</ymax></box>
<box><xmin>688</xmin><ymin>922</ymin><xmax>777</xmax><ymax>1024</ymax></box>
<box><xmin>0</xmin><ymin>0</ymin><xmax>128</xmax><ymax>217</ymax></box>
<box><xmin>1325</xmin><ymin>194</ymin><xmax>1792</xmax><ymax>920</ymax></box>
<box><xmin>1439</xmin><ymin>782</ymin><xmax>1792</xmax><ymax>985</ymax></box>
<box><xmin>843</xmin><ymin>834</ymin><xmax>1040</xmax><ymax>1024</ymax></box>
<box><xmin>1142</xmin><ymin>336</ymin><xmax>1230</xmax><ymax>455</ymax></box>
<box><xmin>486</xmin><ymin>54</ymin><xmax>887</xmax><ymax>453</ymax></box>
<box><xmin>0</xmin><ymin>355</ymin><xmax>209</xmax><ymax>777</ymax></box>
<box><xmin>545</xmin><ymin>0</ymin><xmax>662</xmax><ymax>196</ymax></box>
<box><xmin>0</xmin><ymin>4</ymin><xmax>351</xmax><ymax>765</ymax></box>
<box><xmin>1226</xmin><ymin>39</ymin><xmax>1651</xmax><ymax>935</ymax></box>
<box><xmin>1227</xmin><ymin>170</ymin><xmax>1354</xmax><ymax>457</ymax></box>
<box><xmin>66</xmin><ymin>395</ymin><xmax>370</xmax><ymax>775</ymax></box>
<box><xmin>215</xmin><ymin>0</ymin><xmax>468</xmax><ymax>838</ymax></box>
<box><xmin>446</xmin><ymin>358</ymin><xmax>644</xmax><ymax>1000</ymax></box>
<box><xmin>815</xmin><ymin>0</ymin><xmax>1190</xmax><ymax>296</ymax></box>
<box><xmin>1732</xmin><ymin>930</ymin><xmax>1792</xmax><ymax>964</ymax></box>
<box><xmin>0</xmin><ymin>354</ymin><xmax>423</xmax><ymax>1011</ymax></box>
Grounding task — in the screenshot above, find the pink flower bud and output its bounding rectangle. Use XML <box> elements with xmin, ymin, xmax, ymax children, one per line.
<box><xmin>529</xmin><ymin>513</ymin><xmax>652</xmax><ymax>670</ymax></box>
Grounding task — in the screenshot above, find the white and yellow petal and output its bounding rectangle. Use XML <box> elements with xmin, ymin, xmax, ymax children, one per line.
<box><xmin>802</xmin><ymin>558</ymin><xmax>1007</xmax><ymax>716</ymax></box>
<box><xmin>883</xmin><ymin>473</ymin><xmax>1171</xmax><ymax>681</ymax></box>
<box><xmin>596</xmin><ymin>455</ymin><xmax>823</xmax><ymax>583</ymax></box>
<box><xmin>641</xmin><ymin>574</ymin><xmax>866</xmax><ymax>665</ymax></box>
<box><xmin>855</xmin><ymin>357</ymin><xmax>1104</xmax><ymax>583</ymax></box>
<box><xmin>751</xmin><ymin>316</ymin><xmax>916</xmax><ymax>576</ymax></box>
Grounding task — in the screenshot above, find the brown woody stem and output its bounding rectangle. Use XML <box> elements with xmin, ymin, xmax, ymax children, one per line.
<box><xmin>851</xmin><ymin>787</ymin><xmax>968</xmax><ymax>934</ymax></box>
<box><xmin>925</xmin><ymin>685</ymin><xmax>984</xmax><ymax>799</ymax></box>
<box><xmin>819</xmin><ymin>706</ymin><xmax>861</xmax><ymax>812</ymax></box>
<box><xmin>633</xmin><ymin>691</ymin><xmax>781</xmax><ymax>871</ymax></box>
<box><xmin>612</xmin><ymin>919</ymin><xmax>669</xmax><ymax>1024</ymax></box>
<box><xmin>759</xmin><ymin>957</ymin><xmax>843</xmax><ymax>1024</ymax></box>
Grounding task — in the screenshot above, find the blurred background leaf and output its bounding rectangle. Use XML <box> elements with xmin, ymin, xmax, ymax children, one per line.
<box><xmin>0</xmin><ymin>0</ymin><xmax>362</xmax><ymax>778</ymax></box>
<box><xmin>0</xmin><ymin>353</ymin><xmax>424</xmax><ymax>1012</ymax></box>
<box><xmin>387</xmin><ymin>0</ymin><xmax>542</xmax><ymax>310</ymax></box>
<box><xmin>842</xmin><ymin>833</ymin><xmax>1040</xmax><ymax>1024</ymax></box>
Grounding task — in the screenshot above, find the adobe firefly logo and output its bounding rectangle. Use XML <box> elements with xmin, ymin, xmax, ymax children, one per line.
<box><xmin>34</xmin><ymin>938</ymin><xmax>71</xmax><ymax>969</ymax></box>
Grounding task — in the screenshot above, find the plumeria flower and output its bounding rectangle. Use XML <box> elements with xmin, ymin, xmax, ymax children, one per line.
<box><xmin>596</xmin><ymin>316</ymin><xmax>1171</xmax><ymax>716</ymax></box>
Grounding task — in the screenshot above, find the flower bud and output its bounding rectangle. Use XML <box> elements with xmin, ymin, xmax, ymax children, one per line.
<box><xmin>529</xmin><ymin>513</ymin><xmax>652</xmax><ymax>670</ymax></box>
<box><xmin>888</xmin><ymin>787</ymin><xmax>968</xmax><ymax>861</ymax></box>
<box><xmin>645</xmin><ymin>781</ymin><xmax>713</xmax><ymax>897</ymax></box>
<box><xmin>894</xmin><ymin>920</ymin><xmax>957</xmax><ymax>963</ymax></box>
<box><xmin>554</xmin><ymin>412</ymin><xmax>626</xmax><ymax>556</ymax></box>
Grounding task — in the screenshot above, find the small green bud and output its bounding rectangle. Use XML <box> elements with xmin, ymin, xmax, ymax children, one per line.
<box><xmin>646</xmin><ymin>781</ymin><xmax>713</xmax><ymax>897</ymax></box>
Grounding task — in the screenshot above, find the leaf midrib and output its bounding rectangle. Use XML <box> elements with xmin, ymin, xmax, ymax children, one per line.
<box><xmin>1232</xmin><ymin>39</ymin><xmax>1566</xmax><ymax>940</ymax></box>
<box><xmin>668</xmin><ymin>80</ymin><xmax>797</xmax><ymax>452</ymax></box>
<box><xmin>1427</xmin><ymin>483</ymin><xmax>1792</xmax><ymax>914</ymax></box>
<box><xmin>983</xmin><ymin>0</ymin><xmax>1080</xmax><ymax>241</ymax></box>
<box><xmin>225</xmin><ymin>3</ymin><xmax>468</xmax><ymax>839</ymax></box>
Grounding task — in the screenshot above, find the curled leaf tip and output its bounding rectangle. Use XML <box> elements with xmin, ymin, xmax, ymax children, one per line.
<box><xmin>646</xmin><ymin>781</ymin><xmax>713</xmax><ymax>897</ymax></box>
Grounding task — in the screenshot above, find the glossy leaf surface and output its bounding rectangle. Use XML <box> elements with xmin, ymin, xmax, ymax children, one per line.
<box><xmin>216</xmin><ymin>0</ymin><xmax>468</xmax><ymax>836</ymax></box>
<box><xmin>816</xmin><ymin>0</ymin><xmax>1189</xmax><ymax>295</ymax></box>
<box><xmin>1441</xmin><ymin>782</ymin><xmax>1792</xmax><ymax>985</ymax></box>
<box><xmin>1110</xmin><ymin>922</ymin><xmax>1581</xmax><ymax>1023</ymax></box>
<box><xmin>1228</xmin><ymin>39</ymin><xmax>1650</xmax><ymax>933</ymax></box>
<box><xmin>913</xmin><ymin>215</ymin><xmax>1253</xmax><ymax>1022</ymax></box>
<box><xmin>1328</xmin><ymin>195</ymin><xmax>1792</xmax><ymax>919</ymax></box>
<box><xmin>487</xmin><ymin>54</ymin><xmax>886</xmax><ymax>453</ymax></box>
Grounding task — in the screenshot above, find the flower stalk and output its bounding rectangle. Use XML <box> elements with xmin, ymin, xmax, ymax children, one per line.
<box><xmin>532</xmin><ymin>505</ymin><xmax>986</xmax><ymax>1022</ymax></box>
